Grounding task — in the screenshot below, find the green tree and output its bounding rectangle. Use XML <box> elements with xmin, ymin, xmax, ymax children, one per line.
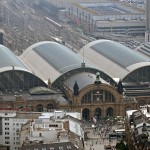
<box><xmin>116</xmin><ymin>140</ymin><xmax>128</xmax><ymax>150</ymax></box>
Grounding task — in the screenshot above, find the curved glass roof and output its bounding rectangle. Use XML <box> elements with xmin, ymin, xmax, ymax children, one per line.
<box><xmin>52</xmin><ymin>67</ymin><xmax>117</xmax><ymax>89</ymax></box>
<box><xmin>90</xmin><ymin>40</ymin><xmax>150</xmax><ymax>68</ymax></box>
<box><xmin>29</xmin><ymin>87</ymin><xmax>55</xmax><ymax>95</ymax></box>
<box><xmin>65</xmin><ymin>72</ymin><xmax>109</xmax><ymax>91</ymax></box>
<box><xmin>32</xmin><ymin>42</ymin><xmax>84</xmax><ymax>73</ymax></box>
<box><xmin>0</xmin><ymin>45</ymin><xmax>28</xmax><ymax>70</ymax></box>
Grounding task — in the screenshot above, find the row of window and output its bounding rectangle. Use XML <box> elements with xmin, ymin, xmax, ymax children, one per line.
<box><xmin>81</xmin><ymin>90</ymin><xmax>115</xmax><ymax>104</ymax></box>
<box><xmin>5</xmin><ymin>141</ymin><xmax>20</xmax><ymax>145</ymax></box>
<box><xmin>5</xmin><ymin>131</ymin><xmax>19</xmax><ymax>135</ymax></box>
<box><xmin>0</xmin><ymin>71</ymin><xmax>46</xmax><ymax>91</ymax></box>
<box><xmin>124</xmin><ymin>66</ymin><xmax>150</xmax><ymax>82</ymax></box>
<box><xmin>25</xmin><ymin>146</ymin><xmax>72</xmax><ymax>150</ymax></box>
<box><xmin>49</xmin><ymin>124</ymin><xmax>58</xmax><ymax>127</ymax></box>
<box><xmin>82</xmin><ymin>107</ymin><xmax>114</xmax><ymax>119</ymax></box>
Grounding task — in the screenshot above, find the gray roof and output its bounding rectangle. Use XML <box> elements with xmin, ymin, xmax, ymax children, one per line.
<box><xmin>90</xmin><ymin>40</ymin><xmax>149</xmax><ymax>68</ymax></box>
<box><xmin>57</xmin><ymin>96</ymin><xmax>69</xmax><ymax>105</ymax></box>
<box><xmin>21</xmin><ymin>142</ymin><xmax>78</xmax><ymax>150</ymax></box>
<box><xmin>29</xmin><ymin>87</ymin><xmax>55</xmax><ymax>95</ymax></box>
<box><xmin>20</xmin><ymin>41</ymin><xmax>99</xmax><ymax>83</ymax></box>
<box><xmin>0</xmin><ymin>45</ymin><xmax>28</xmax><ymax>71</ymax></box>
<box><xmin>80</xmin><ymin>40</ymin><xmax>150</xmax><ymax>79</ymax></box>
<box><xmin>32</xmin><ymin>42</ymin><xmax>84</xmax><ymax>72</ymax></box>
<box><xmin>65</xmin><ymin>72</ymin><xmax>108</xmax><ymax>91</ymax></box>
<box><xmin>0</xmin><ymin>91</ymin><xmax>63</xmax><ymax>102</ymax></box>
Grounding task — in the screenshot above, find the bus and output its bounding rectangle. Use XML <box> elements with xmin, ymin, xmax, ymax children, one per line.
<box><xmin>109</xmin><ymin>129</ymin><xmax>125</xmax><ymax>139</ymax></box>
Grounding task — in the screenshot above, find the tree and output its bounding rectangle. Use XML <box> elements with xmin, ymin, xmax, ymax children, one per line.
<box><xmin>116</xmin><ymin>140</ymin><xmax>128</xmax><ymax>150</ymax></box>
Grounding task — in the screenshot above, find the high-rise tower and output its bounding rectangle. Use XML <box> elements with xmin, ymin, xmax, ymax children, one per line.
<box><xmin>146</xmin><ymin>0</ymin><xmax>150</xmax><ymax>31</ymax></box>
<box><xmin>145</xmin><ymin>0</ymin><xmax>150</xmax><ymax>42</ymax></box>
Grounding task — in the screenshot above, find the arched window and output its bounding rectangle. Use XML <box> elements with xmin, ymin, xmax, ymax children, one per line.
<box><xmin>47</xmin><ymin>104</ymin><xmax>54</xmax><ymax>111</ymax></box>
<box><xmin>82</xmin><ymin>108</ymin><xmax>90</xmax><ymax>120</ymax></box>
<box><xmin>0</xmin><ymin>71</ymin><xmax>46</xmax><ymax>91</ymax></box>
<box><xmin>123</xmin><ymin>66</ymin><xmax>150</xmax><ymax>82</ymax></box>
<box><xmin>81</xmin><ymin>90</ymin><xmax>115</xmax><ymax>104</ymax></box>
<box><xmin>139</xmin><ymin>100</ymin><xmax>145</xmax><ymax>106</ymax></box>
<box><xmin>36</xmin><ymin>104</ymin><xmax>43</xmax><ymax>112</ymax></box>
<box><xmin>95</xmin><ymin>108</ymin><xmax>101</xmax><ymax>119</ymax></box>
<box><xmin>126</xmin><ymin>106</ymin><xmax>131</xmax><ymax>111</ymax></box>
<box><xmin>105</xmin><ymin>91</ymin><xmax>115</xmax><ymax>102</ymax></box>
<box><xmin>106</xmin><ymin>107</ymin><xmax>113</xmax><ymax>117</ymax></box>
<box><xmin>81</xmin><ymin>93</ymin><xmax>92</xmax><ymax>104</ymax></box>
<box><xmin>93</xmin><ymin>90</ymin><xmax>103</xmax><ymax>103</ymax></box>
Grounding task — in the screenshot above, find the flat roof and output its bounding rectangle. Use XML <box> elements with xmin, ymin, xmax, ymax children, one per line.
<box><xmin>74</xmin><ymin>1</ymin><xmax>144</xmax><ymax>15</ymax></box>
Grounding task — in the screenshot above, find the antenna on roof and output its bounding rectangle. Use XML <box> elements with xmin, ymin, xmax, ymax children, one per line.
<box><xmin>81</xmin><ymin>47</ymin><xmax>85</xmax><ymax>67</ymax></box>
<box><xmin>11</xmin><ymin>65</ymin><xmax>15</xmax><ymax>70</ymax></box>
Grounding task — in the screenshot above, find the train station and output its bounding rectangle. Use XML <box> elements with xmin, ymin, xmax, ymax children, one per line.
<box><xmin>0</xmin><ymin>39</ymin><xmax>150</xmax><ymax>119</ymax></box>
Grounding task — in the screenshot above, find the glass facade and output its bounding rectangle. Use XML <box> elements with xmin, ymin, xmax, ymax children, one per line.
<box><xmin>81</xmin><ymin>90</ymin><xmax>115</xmax><ymax>104</ymax></box>
<box><xmin>0</xmin><ymin>70</ymin><xmax>47</xmax><ymax>91</ymax></box>
<box><xmin>123</xmin><ymin>66</ymin><xmax>150</xmax><ymax>82</ymax></box>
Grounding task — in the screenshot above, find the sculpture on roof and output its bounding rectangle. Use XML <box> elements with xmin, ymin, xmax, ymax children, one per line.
<box><xmin>48</xmin><ymin>78</ymin><xmax>51</xmax><ymax>88</ymax></box>
<box><xmin>94</xmin><ymin>72</ymin><xmax>101</xmax><ymax>84</ymax></box>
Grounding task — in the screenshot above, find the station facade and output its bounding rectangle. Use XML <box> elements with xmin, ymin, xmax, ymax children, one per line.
<box><xmin>0</xmin><ymin>40</ymin><xmax>150</xmax><ymax>119</ymax></box>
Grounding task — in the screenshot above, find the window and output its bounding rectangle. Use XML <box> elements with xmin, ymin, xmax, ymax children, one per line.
<box><xmin>39</xmin><ymin>133</ymin><xmax>42</xmax><ymax>137</ymax></box>
<box><xmin>5</xmin><ymin>137</ymin><xmax>9</xmax><ymax>139</ymax></box>
<box><xmin>59</xmin><ymin>147</ymin><xmax>63</xmax><ymax>150</ymax></box>
<box><xmin>5</xmin><ymin>132</ymin><xmax>9</xmax><ymax>135</ymax></box>
<box><xmin>5</xmin><ymin>128</ymin><xmax>9</xmax><ymax>130</ymax></box>
<box><xmin>5</xmin><ymin>113</ymin><xmax>8</xmax><ymax>115</ymax></box>
<box><xmin>49</xmin><ymin>124</ymin><xmax>58</xmax><ymax>127</ymax></box>
<box><xmin>5</xmin><ymin>118</ymin><xmax>9</xmax><ymax>121</ymax></box>
<box><xmin>16</xmin><ymin>142</ymin><xmax>20</xmax><ymax>145</ymax></box>
<box><xmin>16</xmin><ymin>137</ymin><xmax>19</xmax><ymax>140</ymax></box>
<box><xmin>5</xmin><ymin>123</ymin><xmax>9</xmax><ymax>125</ymax></box>
<box><xmin>67</xmin><ymin>145</ymin><xmax>72</xmax><ymax>149</ymax></box>
<box><xmin>5</xmin><ymin>141</ymin><xmax>10</xmax><ymax>144</ymax></box>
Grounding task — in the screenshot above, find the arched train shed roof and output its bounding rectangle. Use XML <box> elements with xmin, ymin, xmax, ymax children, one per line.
<box><xmin>0</xmin><ymin>45</ymin><xmax>29</xmax><ymax>72</ymax></box>
<box><xmin>20</xmin><ymin>41</ymin><xmax>115</xmax><ymax>84</ymax></box>
<box><xmin>0</xmin><ymin>45</ymin><xmax>47</xmax><ymax>91</ymax></box>
<box><xmin>79</xmin><ymin>40</ymin><xmax>150</xmax><ymax>80</ymax></box>
<box><xmin>52</xmin><ymin>67</ymin><xmax>116</xmax><ymax>89</ymax></box>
